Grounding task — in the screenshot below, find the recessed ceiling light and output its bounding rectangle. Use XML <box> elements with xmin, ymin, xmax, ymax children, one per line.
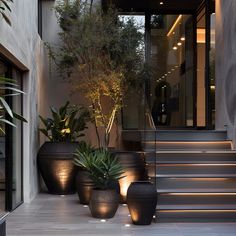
<box><xmin>173</xmin><ymin>46</ymin><xmax>178</xmax><ymax>50</ymax></box>
<box><xmin>177</xmin><ymin>42</ymin><xmax>182</xmax><ymax>46</ymax></box>
<box><xmin>181</xmin><ymin>36</ymin><xmax>185</xmax><ymax>41</ymax></box>
<box><xmin>160</xmin><ymin>1</ymin><xmax>164</xmax><ymax>5</ymax></box>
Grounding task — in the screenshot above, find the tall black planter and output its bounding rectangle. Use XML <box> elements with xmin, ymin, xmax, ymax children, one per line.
<box><xmin>37</xmin><ymin>142</ymin><xmax>78</xmax><ymax>195</ymax></box>
<box><xmin>112</xmin><ymin>151</ymin><xmax>146</xmax><ymax>203</ymax></box>
<box><xmin>76</xmin><ymin>170</ymin><xmax>95</xmax><ymax>204</ymax></box>
<box><xmin>89</xmin><ymin>189</ymin><xmax>119</xmax><ymax>219</ymax></box>
<box><xmin>127</xmin><ymin>181</ymin><xmax>157</xmax><ymax>225</ymax></box>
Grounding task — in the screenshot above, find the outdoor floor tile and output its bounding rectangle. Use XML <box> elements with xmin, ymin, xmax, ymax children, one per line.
<box><xmin>6</xmin><ymin>194</ymin><xmax>236</xmax><ymax>236</ymax></box>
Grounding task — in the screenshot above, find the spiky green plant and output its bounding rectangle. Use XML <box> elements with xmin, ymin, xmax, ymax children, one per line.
<box><xmin>0</xmin><ymin>0</ymin><xmax>13</xmax><ymax>25</ymax></box>
<box><xmin>0</xmin><ymin>76</ymin><xmax>27</xmax><ymax>133</ymax></box>
<box><xmin>74</xmin><ymin>144</ymin><xmax>124</xmax><ymax>190</ymax></box>
<box><xmin>39</xmin><ymin>101</ymin><xmax>90</xmax><ymax>142</ymax></box>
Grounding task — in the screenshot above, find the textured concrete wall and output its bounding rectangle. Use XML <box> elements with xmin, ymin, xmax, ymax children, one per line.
<box><xmin>215</xmin><ymin>0</ymin><xmax>236</xmax><ymax>147</ymax></box>
<box><xmin>0</xmin><ymin>0</ymin><xmax>47</xmax><ymax>202</ymax></box>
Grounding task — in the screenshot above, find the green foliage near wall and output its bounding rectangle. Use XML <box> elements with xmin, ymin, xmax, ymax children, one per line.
<box><xmin>47</xmin><ymin>0</ymin><xmax>145</xmax><ymax>147</ymax></box>
<box><xmin>0</xmin><ymin>0</ymin><xmax>13</xmax><ymax>25</ymax></box>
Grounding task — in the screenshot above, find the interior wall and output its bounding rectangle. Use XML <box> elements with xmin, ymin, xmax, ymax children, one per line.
<box><xmin>0</xmin><ymin>0</ymin><xmax>48</xmax><ymax>202</ymax></box>
<box><xmin>215</xmin><ymin>0</ymin><xmax>236</xmax><ymax>147</ymax></box>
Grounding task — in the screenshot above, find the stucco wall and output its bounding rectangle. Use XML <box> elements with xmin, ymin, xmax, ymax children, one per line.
<box><xmin>41</xmin><ymin>0</ymin><xmax>120</xmax><ymax>149</ymax></box>
<box><xmin>215</xmin><ymin>0</ymin><xmax>236</xmax><ymax>148</ymax></box>
<box><xmin>0</xmin><ymin>0</ymin><xmax>47</xmax><ymax>202</ymax></box>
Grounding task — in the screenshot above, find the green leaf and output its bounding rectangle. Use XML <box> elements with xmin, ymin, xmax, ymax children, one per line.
<box><xmin>0</xmin><ymin>118</ymin><xmax>16</xmax><ymax>127</ymax></box>
<box><xmin>1</xmin><ymin>12</ymin><xmax>11</xmax><ymax>26</ymax></box>
<box><xmin>0</xmin><ymin>96</ymin><xmax>13</xmax><ymax>118</ymax></box>
<box><xmin>13</xmin><ymin>112</ymin><xmax>27</xmax><ymax>123</ymax></box>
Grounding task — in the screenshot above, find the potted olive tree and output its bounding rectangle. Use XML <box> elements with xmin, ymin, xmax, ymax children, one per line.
<box><xmin>47</xmin><ymin>0</ymin><xmax>144</xmax><ymax>148</ymax></box>
<box><xmin>74</xmin><ymin>147</ymin><xmax>124</xmax><ymax>218</ymax></box>
<box><xmin>38</xmin><ymin>101</ymin><xmax>90</xmax><ymax>195</ymax></box>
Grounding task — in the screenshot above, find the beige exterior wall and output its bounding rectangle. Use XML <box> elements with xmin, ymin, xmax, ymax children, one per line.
<box><xmin>0</xmin><ymin>0</ymin><xmax>48</xmax><ymax>202</ymax></box>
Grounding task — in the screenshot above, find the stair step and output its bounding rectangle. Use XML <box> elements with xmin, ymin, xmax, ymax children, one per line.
<box><xmin>156</xmin><ymin>177</ymin><xmax>236</xmax><ymax>190</ymax></box>
<box><xmin>143</xmin><ymin>141</ymin><xmax>232</xmax><ymax>151</ymax></box>
<box><xmin>156</xmin><ymin>210</ymin><xmax>236</xmax><ymax>222</ymax></box>
<box><xmin>157</xmin><ymin>204</ymin><xmax>236</xmax><ymax>210</ymax></box>
<box><xmin>145</xmin><ymin>151</ymin><xmax>236</xmax><ymax>163</ymax></box>
<box><xmin>157</xmin><ymin>188</ymin><xmax>236</xmax><ymax>193</ymax></box>
<box><xmin>156</xmin><ymin>174</ymin><xmax>236</xmax><ymax>178</ymax></box>
<box><xmin>122</xmin><ymin>130</ymin><xmax>228</xmax><ymax>142</ymax></box>
<box><xmin>158</xmin><ymin>193</ymin><xmax>236</xmax><ymax>205</ymax></box>
<box><xmin>147</xmin><ymin>164</ymin><xmax>236</xmax><ymax>178</ymax></box>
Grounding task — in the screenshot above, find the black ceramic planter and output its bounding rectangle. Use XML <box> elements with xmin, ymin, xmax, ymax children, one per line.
<box><xmin>76</xmin><ymin>170</ymin><xmax>95</xmax><ymax>204</ymax></box>
<box><xmin>89</xmin><ymin>189</ymin><xmax>119</xmax><ymax>219</ymax></box>
<box><xmin>112</xmin><ymin>151</ymin><xmax>146</xmax><ymax>203</ymax></box>
<box><xmin>127</xmin><ymin>181</ymin><xmax>157</xmax><ymax>225</ymax></box>
<box><xmin>37</xmin><ymin>142</ymin><xmax>78</xmax><ymax>195</ymax></box>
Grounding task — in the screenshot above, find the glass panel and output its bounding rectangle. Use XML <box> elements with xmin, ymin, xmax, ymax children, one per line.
<box><xmin>119</xmin><ymin>15</ymin><xmax>146</xmax><ymax>130</ymax></box>
<box><xmin>11</xmin><ymin>69</ymin><xmax>23</xmax><ymax>209</ymax></box>
<box><xmin>149</xmin><ymin>15</ymin><xmax>194</xmax><ymax>128</ymax></box>
<box><xmin>0</xmin><ymin>61</ymin><xmax>7</xmax><ymax>213</ymax></box>
<box><xmin>210</xmin><ymin>1</ymin><xmax>215</xmax><ymax>127</ymax></box>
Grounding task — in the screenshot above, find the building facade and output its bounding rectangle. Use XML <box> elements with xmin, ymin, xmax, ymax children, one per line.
<box><xmin>0</xmin><ymin>0</ymin><xmax>236</xmax><ymax>222</ymax></box>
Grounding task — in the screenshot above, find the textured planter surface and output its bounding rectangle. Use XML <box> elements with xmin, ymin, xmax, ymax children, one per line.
<box><xmin>37</xmin><ymin>142</ymin><xmax>78</xmax><ymax>194</ymax></box>
<box><xmin>113</xmin><ymin>151</ymin><xmax>146</xmax><ymax>203</ymax></box>
<box><xmin>127</xmin><ymin>181</ymin><xmax>157</xmax><ymax>225</ymax></box>
<box><xmin>89</xmin><ymin>189</ymin><xmax>119</xmax><ymax>219</ymax></box>
<box><xmin>76</xmin><ymin>170</ymin><xmax>95</xmax><ymax>204</ymax></box>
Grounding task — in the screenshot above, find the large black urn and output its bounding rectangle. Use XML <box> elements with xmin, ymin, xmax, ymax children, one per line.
<box><xmin>37</xmin><ymin>142</ymin><xmax>78</xmax><ymax>194</ymax></box>
<box><xmin>127</xmin><ymin>181</ymin><xmax>157</xmax><ymax>225</ymax></box>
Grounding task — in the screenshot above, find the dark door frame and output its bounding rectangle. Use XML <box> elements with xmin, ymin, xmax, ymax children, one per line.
<box><xmin>0</xmin><ymin>56</ymin><xmax>24</xmax><ymax>212</ymax></box>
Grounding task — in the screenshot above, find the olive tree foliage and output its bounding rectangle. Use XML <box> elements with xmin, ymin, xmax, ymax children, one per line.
<box><xmin>47</xmin><ymin>0</ymin><xmax>144</xmax><ymax>148</ymax></box>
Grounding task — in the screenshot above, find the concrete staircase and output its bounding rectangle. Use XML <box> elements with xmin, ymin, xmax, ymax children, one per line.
<box><xmin>142</xmin><ymin>130</ymin><xmax>236</xmax><ymax>222</ymax></box>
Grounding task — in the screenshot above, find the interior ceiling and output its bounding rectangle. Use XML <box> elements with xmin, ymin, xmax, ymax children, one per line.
<box><xmin>103</xmin><ymin>0</ymin><xmax>204</xmax><ymax>13</ymax></box>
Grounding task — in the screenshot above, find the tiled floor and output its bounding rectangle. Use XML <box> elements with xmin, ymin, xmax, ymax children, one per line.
<box><xmin>6</xmin><ymin>194</ymin><xmax>236</xmax><ymax>236</ymax></box>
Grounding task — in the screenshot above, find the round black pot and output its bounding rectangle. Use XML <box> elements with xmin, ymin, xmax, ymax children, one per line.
<box><xmin>112</xmin><ymin>151</ymin><xmax>146</xmax><ymax>203</ymax></box>
<box><xmin>37</xmin><ymin>142</ymin><xmax>78</xmax><ymax>195</ymax></box>
<box><xmin>76</xmin><ymin>170</ymin><xmax>95</xmax><ymax>204</ymax></box>
<box><xmin>127</xmin><ymin>181</ymin><xmax>157</xmax><ymax>225</ymax></box>
<box><xmin>89</xmin><ymin>189</ymin><xmax>119</xmax><ymax>219</ymax></box>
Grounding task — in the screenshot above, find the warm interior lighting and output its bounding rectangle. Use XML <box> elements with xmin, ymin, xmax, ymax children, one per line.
<box><xmin>180</xmin><ymin>36</ymin><xmax>185</xmax><ymax>41</ymax></box>
<box><xmin>197</xmin><ymin>28</ymin><xmax>206</xmax><ymax>43</ymax></box>
<box><xmin>167</xmin><ymin>15</ymin><xmax>182</xmax><ymax>37</ymax></box>
<box><xmin>173</xmin><ymin>46</ymin><xmax>177</xmax><ymax>50</ymax></box>
<box><xmin>160</xmin><ymin>1</ymin><xmax>164</xmax><ymax>5</ymax></box>
<box><xmin>210</xmin><ymin>85</ymin><xmax>215</xmax><ymax>90</ymax></box>
<box><xmin>177</xmin><ymin>42</ymin><xmax>182</xmax><ymax>46</ymax></box>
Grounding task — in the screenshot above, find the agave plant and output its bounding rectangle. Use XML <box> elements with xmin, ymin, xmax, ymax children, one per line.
<box><xmin>0</xmin><ymin>0</ymin><xmax>13</xmax><ymax>25</ymax></box>
<box><xmin>39</xmin><ymin>101</ymin><xmax>90</xmax><ymax>142</ymax></box>
<box><xmin>0</xmin><ymin>76</ymin><xmax>27</xmax><ymax>133</ymax></box>
<box><xmin>74</xmin><ymin>144</ymin><xmax>124</xmax><ymax>190</ymax></box>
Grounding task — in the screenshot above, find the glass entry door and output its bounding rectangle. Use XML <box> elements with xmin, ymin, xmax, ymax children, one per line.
<box><xmin>0</xmin><ymin>59</ymin><xmax>23</xmax><ymax>212</ymax></box>
<box><xmin>149</xmin><ymin>14</ymin><xmax>195</xmax><ymax>128</ymax></box>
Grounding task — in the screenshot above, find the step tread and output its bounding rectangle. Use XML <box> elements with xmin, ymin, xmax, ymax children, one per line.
<box><xmin>141</xmin><ymin>150</ymin><xmax>236</xmax><ymax>154</ymax></box>
<box><xmin>153</xmin><ymin>161</ymin><xmax>236</xmax><ymax>164</ymax></box>
<box><xmin>156</xmin><ymin>174</ymin><xmax>236</xmax><ymax>178</ymax></box>
<box><xmin>156</xmin><ymin>204</ymin><xmax>236</xmax><ymax>210</ymax></box>
<box><xmin>157</xmin><ymin>188</ymin><xmax>236</xmax><ymax>193</ymax></box>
